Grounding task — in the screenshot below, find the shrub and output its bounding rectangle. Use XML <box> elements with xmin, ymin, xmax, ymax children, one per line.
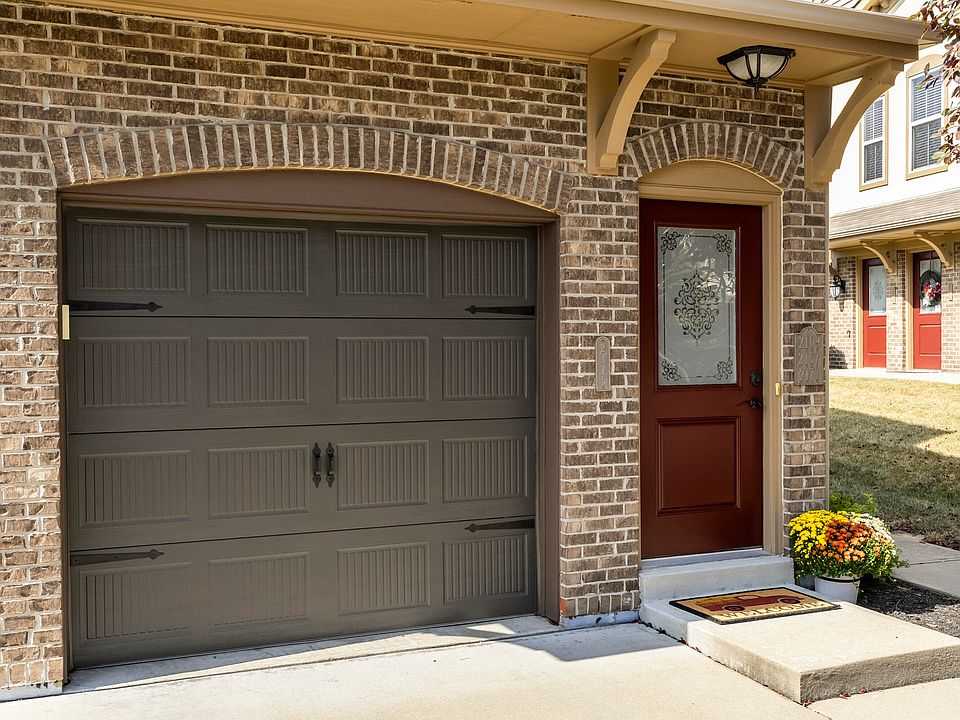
<box><xmin>829</xmin><ymin>491</ymin><xmax>878</xmax><ymax>515</ymax></box>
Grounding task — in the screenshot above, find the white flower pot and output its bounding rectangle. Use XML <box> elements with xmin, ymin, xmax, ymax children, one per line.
<box><xmin>815</xmin><ymin>575</ymin><xmax>861</xmax><ymax>603</ymax></box>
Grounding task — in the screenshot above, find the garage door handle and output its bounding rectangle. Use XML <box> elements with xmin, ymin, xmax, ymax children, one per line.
<box><xmin>312</xmin><ymin>442</ymin><xmax>323</xmax><ymax>487</ymax></box>
<box><xmin>325</xmin><ymin>442</ymin><xmax>336</xmax><ymax>487</ymax></box>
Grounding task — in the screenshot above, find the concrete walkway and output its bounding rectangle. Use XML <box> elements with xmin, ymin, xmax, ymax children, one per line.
<box><xmin>2</xmin><ymin>624</ymin><xmax>823</xmax><ymax>720</ymax></box>
<box><xmin>6</xmin><ymin>623</ymin><xmax>960</xmax><ymax>720</ymax></box>
<box><xmin>894</xmin><ymin>533</ymin><xmax>960</xmax><ymax>598</ymax></box>
<box><xmin>830</xmin><ymin>368</ymin><xmax>960</xmax><ymax>384</ymax></box>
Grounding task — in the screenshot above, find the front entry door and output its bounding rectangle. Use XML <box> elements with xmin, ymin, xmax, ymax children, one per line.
<box><xmin>862</xmin><ymin>258</ymin><xmax>887</xmax><ymax>368</ymax></box>
<box><xmin>913</xmin><ymin>251</ymin><xmax>942</xmax><ymax>370</ymax></box>
<box><xmin>640</xmin><ymin>200</ymin><xmax>763</xmax><ymax>559</ymax></box>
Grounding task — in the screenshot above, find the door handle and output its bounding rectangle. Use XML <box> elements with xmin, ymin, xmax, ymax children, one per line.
<box><xmin>325</xmin><ymin>442</ymin><xmax>336</xmax><ymax>487</ymax></box>
<box><xmin>748</xmin><ymin>397</ymin><xmax>763</xmax><ymax>410</ymax></box>
<box><xmin>312</xmin><ymin>442</ymin><xmax>323</xmax><ymax>488</ymax></box>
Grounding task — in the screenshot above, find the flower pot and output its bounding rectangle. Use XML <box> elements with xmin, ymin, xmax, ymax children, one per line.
<box><xmin>814</xmin><ymin>575</ymin><xmax>861</xmax><ymax>603</ymax></box>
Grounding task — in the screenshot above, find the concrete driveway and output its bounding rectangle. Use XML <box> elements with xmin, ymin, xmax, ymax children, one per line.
<box><xmin>6</xmin><ymin>624</ymin><xmax>819</xmax><ymax>720</ymax></box>
<box><xmin>7</xmin><ymin>623</ymin><xmax>958</xmax><ymax>720</ymax></box>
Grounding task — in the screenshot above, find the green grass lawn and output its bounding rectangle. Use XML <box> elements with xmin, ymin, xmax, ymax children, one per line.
<box><xmin>830</xmin><ymin>377</ymin><xmax>960</xmax><ymax>549</ymax></box>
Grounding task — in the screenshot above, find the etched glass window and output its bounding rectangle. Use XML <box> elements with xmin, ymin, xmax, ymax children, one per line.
<box><xmin>918</xmin><ymin>256</ymin><xmax>942</xmax><ymax>314</ymax></box>
<box><xmin>868</xmin><ymin>265</ymin><xmax>886</xmax><ymax>315</ymax></box>
<box><xmin>658</xmin><ymin>227</ymin><xmax>737</xmax><ymax>386</ymax></box>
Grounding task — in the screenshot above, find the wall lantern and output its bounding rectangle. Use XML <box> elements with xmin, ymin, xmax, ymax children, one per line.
<box><xmin>717</xmin><ymin>46</ymin><xmax>796</xmax><ymax>89</ymax></box>
<box><xmin>829</xmin><ymin>275</ymin><xmax>846</xmax><ymax>300</ymax></box>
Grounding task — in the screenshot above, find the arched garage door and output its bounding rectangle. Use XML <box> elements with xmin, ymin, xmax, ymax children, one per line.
<box><xmin>64</xmin><ymin>205</ymin><xmax>538</xmax><ymax>666</ymax></box>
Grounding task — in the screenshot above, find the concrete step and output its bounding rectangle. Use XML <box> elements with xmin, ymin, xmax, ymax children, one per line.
<box><xmin>641</xmin><ymin>588</ymin><xmax>960</xmax><ymax>703</ymax></box>
<box><xmin>639</xmin><ymin>554</ymin><xmax>794</xmax><ymax>602</ymax></box>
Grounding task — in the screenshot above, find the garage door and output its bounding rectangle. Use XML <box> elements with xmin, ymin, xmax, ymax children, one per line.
<box><xmin>64</xmin><ymin>208</ymin><xmax>538</xmax><ymax>667</ymax></box>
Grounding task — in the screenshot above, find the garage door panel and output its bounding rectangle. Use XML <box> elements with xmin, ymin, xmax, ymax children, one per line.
<box><xmin>68</xmin><ymin>318</ymin><xmax>534</xmax><ymax>433</ymax></box>
<box><xmin>66</xmin><ymin>209</ymin><xmax>540</xmax><ymax>667</ymax></box>
<box><xmin>69</xmin><ymin>419</ymin><xmax>535</xmax><ymax>550</ymax></box>
<box><xmin>65</xmin><ymin>211</ymin><xmax>537</xmax><ymax>319</ymax></box>
<box><xmin>71</xmin><ymin>522</ymin><xmax>536</xmax><ymax>667</ymax></box>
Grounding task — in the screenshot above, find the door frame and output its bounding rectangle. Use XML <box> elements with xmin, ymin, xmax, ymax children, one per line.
<box><xmin>58</xmin><ymin>170</ymin><xmax>563</xmax><ymax>671</ymax></box>
<box><xmin>637</xmin><ymin>160</ymin><xmax>785</xmax><ymax>558</ymax></box>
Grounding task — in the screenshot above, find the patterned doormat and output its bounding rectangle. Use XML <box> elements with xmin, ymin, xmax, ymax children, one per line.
<box><xmin>670</xmin><ymin>587</ymin><xmax>839</xmax><ymax>625</ymax></box>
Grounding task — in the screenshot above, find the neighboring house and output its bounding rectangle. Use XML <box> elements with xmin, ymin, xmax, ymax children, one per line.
<box><xmin>0</xmin><ymin>0</ymin><xmax>924</xmax><ymax>701</ymax></box>
<box><xmin>828</xmin><ymin>0</ymin><xmax>958</xmax><ymax>371</ymax></box>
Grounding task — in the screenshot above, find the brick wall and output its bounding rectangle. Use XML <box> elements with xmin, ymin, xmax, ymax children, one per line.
<box><xmin>886</xmin><ymin>250</ymin><xmax>909</xmax><ymax>370</ymax></box>
<box><xmin>828</xmin><ymin>255</ymin><xmax>858</xmax><ymax>368</ymax></box>
<box><xmin>941</xmin><ymin>243</ymin><xmax>959</xmax><ymax>372</ymax></box>
<box><xmin>0</xmin><ymin>0</ymin><xmax>827</xmax><ymax>692</ymax></box>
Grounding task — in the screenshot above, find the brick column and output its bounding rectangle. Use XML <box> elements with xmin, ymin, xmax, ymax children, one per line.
<box><xmin>941</xmin><ymin>242</ymin><xmax>960</xmax><ymax>372</ymax></box>
<box><xmin>885</xmin><ymin>250</ymin><xmax>909</xmax><ymax>371</ymax></box>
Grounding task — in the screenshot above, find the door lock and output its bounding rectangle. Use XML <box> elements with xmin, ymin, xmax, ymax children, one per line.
<box><xmin>748</xmin><ymin>397</ymin><xmax>763</xmax><ymax>410</ymax></box>
<box><xmin>750</xmin><ymin>371</ymin><xmax>762</xmax><ymax>388</ymax></box>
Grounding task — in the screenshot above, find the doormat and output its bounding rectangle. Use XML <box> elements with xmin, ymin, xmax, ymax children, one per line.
<box><xmin>670</xmin><ymin>587</ymin><xmax>839</xmax><ymax>625</ymax></box>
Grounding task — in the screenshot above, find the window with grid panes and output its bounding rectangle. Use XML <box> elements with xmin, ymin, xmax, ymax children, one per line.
<box><xmin>909</xmin><ymin>67</ymin><xmax>943</xmax><ymax>172</ymax></box>
<box><xmin>861</xmin><ymin>95</ymin><xmax>885</xmax><ymax>185</ymax></box>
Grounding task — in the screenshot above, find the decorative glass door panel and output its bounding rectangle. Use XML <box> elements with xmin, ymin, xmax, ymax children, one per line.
<box><xmin>658</xmin><ymin>227</ymin><xmax>737</xmax><ymax>386</ymax></box>
<box><xmin>917</xmin><ymin>256</ymin><xmax>942</xmax><ymax>314</ymax></box>
<box><xmin>868</xmin><ymin>264</ymin><xmax>887</xmax><ymax>315</ymax></box>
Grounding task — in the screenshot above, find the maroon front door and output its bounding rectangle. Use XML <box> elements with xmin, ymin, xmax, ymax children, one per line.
<box><xmin>640</xmin><ymin>200</ymin><xmax>763</xmax><ymax>559</ymax></box>
<box><xmin>862</xmin><ymin>258</ymin><xmax>887</xmax><ymax>368</ymax></box>
<box><xmin>913</xmin><ymin>251</ymin><xmax>942</xmax><ymax>370</ymax></box>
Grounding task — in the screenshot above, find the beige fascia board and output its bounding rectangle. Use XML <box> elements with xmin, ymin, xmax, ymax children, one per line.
<box><xmin>478</xmin><ymin>0</ymin><xmax>924</xmax><ymax>57</ymax></box>
<box><xmin>831</xmin><ymin>210</ymin><xmax>960</xmax><ymax>242</ymax></box>
<box><xmin>589</xmin><ymin>29</ymin><xmax>676</xmax><ymax>175</ymax></box>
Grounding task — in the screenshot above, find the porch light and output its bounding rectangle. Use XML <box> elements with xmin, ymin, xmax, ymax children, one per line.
<box><xmin>717</xmin><ymin>46</ymin><xmax>796</xmax><ymax>89</ymax></box>
<box><xmin>829</xmin><ymin>275</ymin><xmax>846</xmax><ymax>300</ymax></box>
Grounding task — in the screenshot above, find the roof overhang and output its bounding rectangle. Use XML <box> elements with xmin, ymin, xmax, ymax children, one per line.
<box><xmin>56</xmin><ymin>0</ymin><xmax>927</xmax><ymax>81</ymax></box>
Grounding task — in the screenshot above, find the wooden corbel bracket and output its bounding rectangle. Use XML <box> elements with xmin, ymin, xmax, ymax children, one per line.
<box><xmin>806</xmin><ymin>58</ymin><xmax>903</xmax><ymax>190</ymax></box>
<box><xmin>587</xmin><ymin>28</ymin><xmax>677</xmax><ymax>176</ymax></box>
<box><xmin>860</xmin><ymin>240</ymin><xmax>897</xmax><ymax>273</ymax></box>
<box><xmin>916</xmin><ymin>232</ymin><xmax>957</xmax><ymax>269</ymax></box>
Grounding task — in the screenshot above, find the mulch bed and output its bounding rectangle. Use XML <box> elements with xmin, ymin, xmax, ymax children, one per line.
<box><xmin>859</xmin><ymin>577</ymin><xmax>960</xmax><ymax>638</ymax></box>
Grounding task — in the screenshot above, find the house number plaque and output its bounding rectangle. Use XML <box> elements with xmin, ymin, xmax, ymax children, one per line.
<box><xmin>794</xmin><ymin>326</ymin><xmax>825</xmax><ymax>385</ymax></box>
<box><xmin>595</xmin><ymin>336</ymin><xmax>612</xmax><ymax>391</ymax></box>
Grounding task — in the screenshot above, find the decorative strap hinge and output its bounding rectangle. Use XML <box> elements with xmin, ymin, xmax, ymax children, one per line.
<box><xmin>465</xmin><ymin>305</ymin><xmax>535</xmax><ymax>316</ymax></box>
<box><xmin>465</xmin><ymin>518</ymin><xmax>535</xmax><ymax>533</ymax></box>
<box><xmin>70</xmin><ymin>549</ymin><xmax>165</xmax><ymax>566</ymax></box>
<box><xmin>67</xmin><ymin>300</ymin><xmax>163</xmax><ymax>312</ymax></box>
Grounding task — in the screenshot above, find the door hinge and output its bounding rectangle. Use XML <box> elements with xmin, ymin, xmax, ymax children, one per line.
<box><xmin>61</xmin><ymin>304</ymin><xmax>70</xmax><ymax>341</ymax></box>
<box><xmin>70</xmin><ymin>549</ymin><xmax>164</xmax><ymax>566</ymax></box>
<box><xmin>465</xmin><ymin>518</ymin><xmax>535</xmax><ymax>533</ymax></box>
<box><xmin>66</xmin><ymin>300</ymin><xmax>163</xmax><ymax>312</ymax></box>
<box><xmin>465</xmin><ymin>305</ymin><xmax>535</xmax><ymax>316</ymax></box>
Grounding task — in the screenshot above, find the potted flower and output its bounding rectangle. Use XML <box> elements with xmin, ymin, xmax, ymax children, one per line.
<box><xmin>788</xmin><ymin>509</ymin><xmax>906</xmax><ymax>602</ymax></box>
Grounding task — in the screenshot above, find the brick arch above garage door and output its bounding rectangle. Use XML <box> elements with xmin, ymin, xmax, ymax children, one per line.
<box><xmin>43</xmin><ymin>122</ymin><xmax>575</xmax><ymax>214</ymax></box>
<box><xmin>627</xmin><ymin>121</ymin><xmax>803</xmax><ymax>191</ymax></box>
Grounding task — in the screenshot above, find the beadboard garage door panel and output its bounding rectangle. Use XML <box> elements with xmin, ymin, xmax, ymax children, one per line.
<box><xmin>70</xmin><ymin>523</ymin><xmax>536</xmax><ymax>667</ymax></box>
<box><xmin>65</xmin><ymin>212</ymin><xmax>538</xmax><ymax>667</ymax></box>
<box><xmin>64</xmin><ymin>212</ymin><xmax>537</xmax><ymax>319</ymax></box>
<box><xmin>68</xmin><ymin>419</ymin><xmax>535</xmax><ymax>550</ymax></box>
<box><xmin>66</xmin><ymin>318</ymin><xmax>535</xmax><ymax>433</ymax></box>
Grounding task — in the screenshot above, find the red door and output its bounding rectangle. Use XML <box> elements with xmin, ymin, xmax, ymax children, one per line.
<box><xmin>862</xmin><ymin>258</ymin><xmax>887</xmax><ymax>368</ymax></box>
<box><xmin>913</xmin><ymin>251</ymin><xmax>942</xmax><ymax>370</ymax></box>
<box><xmin>639</xmin><ymin>200</ymin><xmax>763</xmax><ymax>559</ymax></box>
